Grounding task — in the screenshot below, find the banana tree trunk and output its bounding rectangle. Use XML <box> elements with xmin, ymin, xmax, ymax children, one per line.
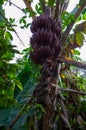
<box><xmin>32</xmin><ymin>62</ymin><xmax>59</xmax><ymax>130</ymax></box>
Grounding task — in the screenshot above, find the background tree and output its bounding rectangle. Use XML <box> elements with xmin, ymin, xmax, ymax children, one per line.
<box><xmin>0</xmin><ymin>0</ymin><xmax>86</xmax><ymax>130</ymax></box>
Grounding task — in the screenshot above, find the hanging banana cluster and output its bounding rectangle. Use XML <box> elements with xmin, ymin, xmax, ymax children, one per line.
<box><xmin>30</xmin><ymin>15</ymin><xmax>62</xmax><ymax>64</ymax></box>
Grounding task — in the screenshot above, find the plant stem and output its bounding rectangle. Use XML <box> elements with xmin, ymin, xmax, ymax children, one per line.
<box><xmin>58</xmin><ymin>57</ymin><xmax>86</xmax><ymax>69</ymax></box>
<box><xmin>61</xmin><ymin>1</ymin><xmax>86</xmax><ymax>45</ymax></box>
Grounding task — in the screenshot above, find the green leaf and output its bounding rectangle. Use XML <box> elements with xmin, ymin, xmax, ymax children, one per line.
<box><xmin>7</xmin><ymin>27</ymin><xmax>14</xmax><ymax>31</ymax></box>
<box><xmin>1</xmin><ymin>51</ymin><xmax>14</xmax><ymax>61</ymax></box>
<box><xmin>75</xmin><ymin>32</ymin><xmax>85</xmax><ymax>46</ymax></box>
<box><xmin>0</xmin><ymin>60</ymin><xmax>4</xmax><ymax>68</ymax></box>
<box><xmin>1</xmin><ymin>53</ymin><xmax>13</xmax><ymax>61</ymax></box>
<box><xmin>9</xmin><ymin>18</ymin><xmax>15</xmax><ymax>23</ymax></box>
<box><xmin>82</xmin><ymin>12</ymin><xmax>86</xmax><ymax>20</ymax></box>
<box><xmin>79</xmin><ymin>0</ymin><xmax>85</xmax><ymax>5</ymax></box>
<box><xmin>19</xmin><ymin>16</ymin><xmax>27</xmax><ymax>24</ymax></box>
<box><xmin>74</xmin><ymin>49</ymin><xmax>80</xmax><ymax>55</ymax></box>
<box><xmin>6</xmin><ymin>107</ymin><xmax>27</xmax><ymax>129</ymax></box>
<box><xmin>16</xmin><ymin>79</ymin><xmax>37</xmax><ymax>103</ymax></box>
<box><xmin>61</xmin><ymin>12</ymin><xmax>74</xmax><ymax>30</ymax></box>
<box><xmin>16</xmin><ymin>80</ymin><xmax>23</xmax><ymax>91</ymax></box>
<box><xmin>0</xmin><ymin>108</ymin><xmax>12</xmax><ymax>127</ymax></box>
<box><xmin>0</xmin><ymin>0</ymin><xmax>5</xmax><ymax>5</ymax></box>
<box><xmin>0</xmin><ymin>97</ymin><xmax>16</xmax><ymax>108</ymax></box>
<box><xmin>47</xmin><ymin>0</ymin><xmax>55</xmax><ymax>7</ymax></box>
<box><xmin>5</xmin><ymin>31</ymin><xmax>13</xmax><ymax>40</ymax></box>
<box><xmin>35</xmin><ymin>3</ymin><xmax>42</xmax><ymax>14</ymax></box>
<box><xmin>5</xmin><ymin>79</ymin><xmax>37</xmax><ymax>129</ymax></box>
<box><xmin>10</xmin><ymin>49</ymin><xmax>20</xmax><ymax>54</ymax></box>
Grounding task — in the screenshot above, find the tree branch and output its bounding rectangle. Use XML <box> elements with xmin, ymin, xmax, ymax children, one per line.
<box><xmin>23</xmin><ymin>0</ymin><xmax>36</xmax><ymax>19</ymax></box>
<box><xmin>51</xmin><ymin>83</ymin><xmax>86</xmax><ymax>96</ymax></box>
<box><xmin>58</xmin><ymin>94</ymin><xmax>72</xmax><ymax>130</ymax></box>
<box><xmin>0</xmin><ymin>12</ymin><xmax>25</xmax><ymax>46</ymax></box>
<box><xmin>61</xmin><ymin>1</ymin><xmax>86</xmax><ymax>45</ymax></box>
<box><xmin>60</xmin><ymin>88</ymin><xmax>86</xmax><ymax>96</ymax></box>
<box><xmin>54</xmin><ymin>0</ymin><xmax>60</xmax><ymax>21</ymax></box>
<box><xmin>7</xmin><ymin>0</ymin><xmax>24</xmax><ymax>13</ymax></box>
<box><xmin>60</xmin><ymin>114</ymin><xmax>72</xmax><ymax>130</ymax></box>
<box><xmin>58</xmin><ymin>57</ymin><xmax>86</xmax><ymax>69</ymax></box>
<box><xmin>61</xmin><ymin>0</ymin><xmax>69</xmax><ymax>13</ymax></box>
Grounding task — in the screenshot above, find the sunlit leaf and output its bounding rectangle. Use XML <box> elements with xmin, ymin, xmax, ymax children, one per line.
<box><xmin>61</xmin><ymin>74</ymin><xmax>67</xmax><ymax>79</ymax></box>
<box><xmin>74</xmin><ymin>49</ymin><xmax>80</xmax><ymax>55</ymax></box>
<box><xmin>4</xmin><ymin>31</ymin><xmax>13</xmax><ymax>40</ymax></box>
<box><xmin>16</xmin><ymin>80</ymin><xmax>23</xmax><ymax>91</ymax></box>
<box><xmin>75</xmin><ymin>32</ymin><xmax>85</xmax><ymax>46</ymax></box>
